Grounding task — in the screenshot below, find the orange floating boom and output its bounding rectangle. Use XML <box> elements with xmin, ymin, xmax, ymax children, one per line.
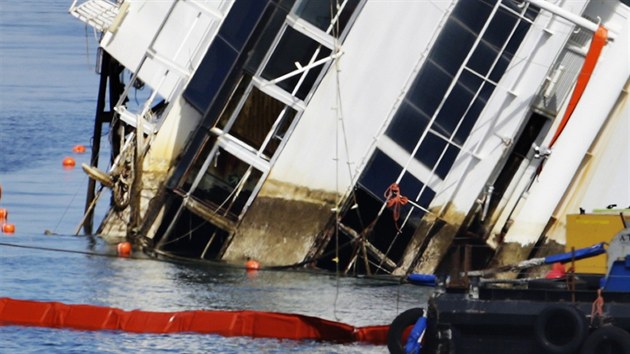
<box><xmin>0</xmin><ymin>297</ymin><xmax>388</xmax><ymax>345</ymax></box>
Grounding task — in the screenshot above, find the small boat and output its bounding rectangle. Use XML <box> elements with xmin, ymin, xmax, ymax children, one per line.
<box><xmin>388</xmin><ymin>221</ymin><xmax>630</xmax><ymax>354</ymax></box>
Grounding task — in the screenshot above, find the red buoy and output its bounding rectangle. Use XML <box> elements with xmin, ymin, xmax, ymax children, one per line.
<box><xmin>72</xmin><ymin>144</ymin><xmax>86</xmax><ymax>154</ymax></box>
<box><xmin>117</xmin><ymin>241</ymin><xmax>132</xmax><ymax>256</ymax></box>
<box><xmin>62</xmin><ymin>157</ymin><xmax>76</xmax><ymax>168</ymax></box>
<box><xmin>245</xmin><ymin>258</ymin><xmax>260</xmax><ymax>270</ymax></box>
<box><xmin>2</xmin><ymin>223</ymin><xmax>15</xmax><ymax>234</ymax></box>
<box><xmin>0</xmin><ymin>208</ymin><xmax>7</xmax><ymax>220</ymax></box>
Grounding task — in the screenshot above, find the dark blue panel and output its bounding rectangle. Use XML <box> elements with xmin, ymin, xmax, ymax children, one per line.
<box><xmin>433</xmin><ymin>71</ymin><xmax>482</xmax><ymax>138</ymax></box>
<box><xmin>261</xmin><ymin>27</ymin><xmax>331</xmax><ymax>100</ymax></box>
<box><xmin>489</xmin><ymin>20</ymin><xmax>531</xmax><ymax>82</ymax></box>
<box><xmin>219</xmin><ymin>0</ymin><xmax>269</xmax><ymax>51</ymax></box>
<box><xmin>385</xmin><ymin>100</ymin><xmax>430</xmax><ymax>154</ymax></box>
<box><xmin>407</xmin><ymin>59</ymin><xmax>453</xmax><ymax>120</ymax></box>
<box><xmin>183</xmin><ymin>38</ymin><xmax>238</xmax><ymax>113</ymax></box>
<box><xmin>468</xmin><ymin>6</ymin><xmax>518</xmax><ymax>77</ymax></box>
<box><xmin>429</xmin><ymin>18</ymin><xmax>476</xmax><ymax>76</ymax></box>
<box><xmin>400</xmin><ymin>172</ymin><xmax>434</xmax><ymax>208</ymax></box>
<box><xmin>295</xmin><ymin>0</ymin><xmax>360</xmax><ymax>35</ymax></box>
<box><xmin>413</xmin><ymin>132</ymin><xmax>447</xmax><ymax>171</ymax></box>
<box><xmin>358</xmin><ymin>150</ymin><xmax>402</xmax><ymax>202</ymax></box>
<box><xmin>435</xmin><ymin>144</ymin><xmax>459</xmax><ymax>180</ymax></box>
<box><xmin>452</xmin><ymin>0</ymin><xmax>495</xmax><ymax>34</ymax></box>
<box><xmin>244</xmin><ymin>6</ymin><xmax>288</xmax><ymax>73</ymax></box>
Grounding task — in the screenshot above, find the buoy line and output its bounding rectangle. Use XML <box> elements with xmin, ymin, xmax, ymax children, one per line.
<box><xmin>0</xmin><ymin>241</ymin><xmax>135</xmax><ymax>260</ymax></box>
<box><xmin>0</xmin><ymin>240</ymin><xmax>406</xmax><ymax>284</ymax></box>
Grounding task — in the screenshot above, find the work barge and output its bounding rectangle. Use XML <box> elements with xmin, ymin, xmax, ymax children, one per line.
<box><xmin>70</xmin><ymin>0</ymin><xmax>629</xmax><ymax>276</ymax></box>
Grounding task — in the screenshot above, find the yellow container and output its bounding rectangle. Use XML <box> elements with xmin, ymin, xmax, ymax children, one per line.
<box><xmin>565</xmin><ymin>213</ymin><xmax>629</xmax><ymax>274</ymax></box>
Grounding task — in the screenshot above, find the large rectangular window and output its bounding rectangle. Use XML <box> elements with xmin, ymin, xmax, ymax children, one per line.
<box><xmin>183</xmin><ymin>0</ymin><xmax>272</xmax><ymax>113</ymax></box>
<box><xmin>294</xmin><ymin>0</ymin><xmax>361</xmax><ymax>35</ymax></box>
<box><xmin>382</xmin><ymin>0</ymin><xmax>538</xmax><ymax>197</ymax></box>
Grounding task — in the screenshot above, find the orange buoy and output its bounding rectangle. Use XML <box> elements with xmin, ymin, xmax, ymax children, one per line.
<box><xmin>72</xmin><ymin>144</ymin><xmax>86</xmax><ymax>154</ymax></box>
<box><xmin>62</xmin><ymin>157</ymin><xmax>76</xmax><ymax>168</ymax></box>
<box><xmin>2</xmin><ymin>223</ymin><xmax>15</xmax><ymax>234</ymax></box>
<box><xmin>0</xmin><ymin>208</ymin><xmax>7</xmax><ymax>220</ymax></box>
<box><xmin>245</xmin><ymin>258</ymin><xmax>260</xmax><ymax>270</ymax></box>
<box><xmin>117</xmin><ymin>241</ymin><xmax>132</xmax><ymax>256</ymax></box>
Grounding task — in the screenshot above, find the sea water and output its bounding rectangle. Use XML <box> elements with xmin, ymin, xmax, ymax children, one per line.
<box><xmin>0</xmin><ymin>1</ymin><xmax>430</xmax><ymax>353</ymax></box>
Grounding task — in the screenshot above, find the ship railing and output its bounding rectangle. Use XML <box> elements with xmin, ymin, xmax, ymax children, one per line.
<box><xmin>69</xmin><ymin>0</ymin><xmax>123</xmax><ymax>33</ymax></box>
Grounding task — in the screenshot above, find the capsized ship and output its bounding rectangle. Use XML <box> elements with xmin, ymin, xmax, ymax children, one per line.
<box><xmin>70</xmin><ymin>0</ymin><xmax>629</xmax><ymax>276</ymax></box>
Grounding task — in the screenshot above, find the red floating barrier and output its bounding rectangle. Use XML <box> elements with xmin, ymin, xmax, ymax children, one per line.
<box><xmin>0</xmin><ymin>297</ymin><xmax>388</xmax><ymax>344</ymax></box>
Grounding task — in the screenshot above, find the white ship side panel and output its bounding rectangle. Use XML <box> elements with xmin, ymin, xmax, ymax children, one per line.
<box><xmin>101</xmin><ymin>0</ymin><xmax>230</xmax><ymax>101</ymax></box>
<box><xmin>101</xmin><ymin>1</ymin><xmax>173</xmax><ymax>77</ymax></box>
<box><xmin>503</xmin><ymin>1</ymin><xmax>630</xmax><ymax>246</ymax></box>
<box><xmin>269</xmin><ymin>1</ymin><xmax>454</xmax><ymax>193</ymax></box>
<box><xmin>144</xmin><ymin>97</ymin><xmax>203</xmax><ymax>173</ymax></box>
<box><xmin>577</xmin><ymin>99</ymin><xmax>628</xmax><ymax>212</ymax></box>
<box><xmin>545</xmin><ymin>80</ymin><xmax>629</xmax><ymax>245</ymax></box>
<box><xmin>433</xmin><ymin>1</ymin><xmax>588</xmax><ymax>210</ymax></box>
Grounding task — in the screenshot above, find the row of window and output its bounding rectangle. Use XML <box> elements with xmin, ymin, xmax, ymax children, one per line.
<box><xmin>173</xmin><ymin>0</ymin><xmax>362</xmax><ymax>222</ymax></box>
<box><xmin>366</xmin><ymin>0</ymin><xmax>537</xmax><ymax>216</ymax></box>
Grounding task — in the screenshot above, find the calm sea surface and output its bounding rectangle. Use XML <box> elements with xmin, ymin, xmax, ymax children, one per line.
<box><xmin>0</xmin><ymin>1</ymin><xmax>430</xmax><ymax>352</ymax></box>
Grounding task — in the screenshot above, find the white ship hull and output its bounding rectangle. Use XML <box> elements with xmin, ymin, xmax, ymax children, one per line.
<box><xmin>71</xmin><ymin>0</ymin><xmax>630</xmax><ymax>276</ymax></box>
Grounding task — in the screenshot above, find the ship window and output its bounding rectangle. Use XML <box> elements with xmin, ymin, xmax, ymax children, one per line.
<box><xmin>358</xmin><ymin>149</ymin><xmax>435</xmax><ymax>208</ymax></box>
<box><xmin>221</xmin><ymin>87</ymin><xmax>284</xmax><ymax>152</ymax></box>
<box><xmin>358</xmin><ymin>150</ymin><xmax>402</xmax><ymax>201</ymax></box>
<box><xmin>294</xmin><ymin>0</ymin><xmax>360</xmax><ymax>35</ymax></box>
<box><xmin>430</xmin><ymin>19</ymin><xmax>477</xmax><ymax>77</ymax></box>
<box><xmin>406</xmin><ymin>60</ymin><xmax>452</xmax><ymax>120</ymax></box>
<box><xmin>413</xmin><ymin>132</ymin><xmax>448</xmax><ymax>174</ymax></box>
<box><xmin>175</xmin><ymin>134</ymin><xmax>217</xmax><ymax>192</ymax></box>
<box><xmin>217</xmin><ymin>85</ymin><xmax>298</xmax><ymax>157</ymax></box>
<box><xmin>218</xmin><ymin>0</ymin><xmax>269</xmax><ymax>52</ymax></box>
<box><xmin>432</xmin><ymin>71</ymin><xmax>483</xmax><ymax>139</ymax></box>
<box><xmin>184</xmin><ymin>37</ymin><xmax>238</xmax><ymax>113</ymax></box>
<box><xmin>452</xmin><ymin>0</ymin><xmax>494</xmax><ymax>35</ymax></box>
<box><xmin>244</xmin><ymin>7</ymin><xmax>289</xmax><ymax>73</ymax></box>
<box><xmin>382</xmin><ymin>0</ymin><xmax>536</xmax><ymax>193</ymax></box>
<box><xmin>261</xmin><ymin>26</ymin><xmax>332</xmax><ymax>100</ymax></box>
<box><xmin>183</xmin><ymin>0</ymin><xmax>271</xmax><ymax>114</ymax></box>
<box><xmin>190</xmin><ymin>147</ymin><xmax>263</xmax><ymax>218</ymax></box>
<box><xmin>489</xmin><ymin>19</ymin><xmax>532</xmax><ymax>82</ymax></box>
<box><xmin>415</xmin><ymin>132</ymin><xmax>459</xmax><ymax>178</ymax></box>
<box><xmin>385</xmin><ymin>101</ymin><xmax>430</xmax><ymax>154</ymax></box>
<box><xmin>468</xmin><ymin>6</ymin><xmax>518</xmax><ymax>77</ymax></box>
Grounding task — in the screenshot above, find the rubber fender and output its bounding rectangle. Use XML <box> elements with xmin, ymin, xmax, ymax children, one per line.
<box><xmin>580</xmin><ymin>326</ymin><xmax>630</xmax><ymax>354</ymax></box>
<box><xmin>534</xmin><ymin>304</ymin><xmax>588</xmax><ymax>354</ymax></box>
<box><xmin>387</xmin><ymin>307</ymin><xmax>424</xmax><ymax>354</ymax></box>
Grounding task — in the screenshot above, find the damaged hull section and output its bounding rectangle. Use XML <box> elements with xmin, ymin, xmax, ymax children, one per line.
<box><xmin>72</xmin><ymin>0</ymin><xmax>630</xmax><ymax>277</ymax></box>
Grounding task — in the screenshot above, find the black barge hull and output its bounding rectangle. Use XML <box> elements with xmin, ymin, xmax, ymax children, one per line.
<box><xmin>422</xmin><ymin>279</ymin><xmax>630</xmax><ymax>354</ymax></box>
